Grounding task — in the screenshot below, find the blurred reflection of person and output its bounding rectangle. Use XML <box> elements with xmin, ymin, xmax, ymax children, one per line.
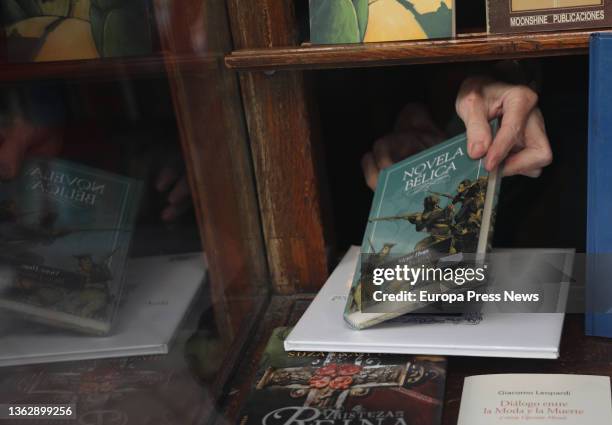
<box><xmin>0</xmin><ymin>85</ymin><xmax>191</xmax><ymax>224</ymax></box>
<box><xmin>0</xmin><ymin>85</ymin><xmax>65</xmax><ymax>180</ymax></box>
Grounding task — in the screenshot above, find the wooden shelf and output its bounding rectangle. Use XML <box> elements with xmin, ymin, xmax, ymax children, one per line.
<box><xmin>225</xmin><ymin>29</ymin><xmax>608</xmax><ymax>72</ymax></box>
<box><xmin>220</xmin><ymin>302</ymin><xmax>610</xmax><ymax>425</ymax></box>
<box><xmin>0</xmin><ymin>53</ymin><xmax>218</xmax><ymax>83</ymax></box>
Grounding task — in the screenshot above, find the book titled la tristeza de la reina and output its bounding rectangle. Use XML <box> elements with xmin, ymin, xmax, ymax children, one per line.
<box><xmin>0</xmin><ymin>158</ymin><xmax>141</xmax><ymax>334</ymax></box>
<box><xmin>240</xmin><ymin>327</ymin><xmax>447</xmax><ymax>425</ymax></box>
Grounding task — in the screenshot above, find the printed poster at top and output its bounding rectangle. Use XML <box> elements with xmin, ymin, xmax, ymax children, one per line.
<box><xmin>1</xmin><ymin>0</ymin><xmax>153</xmax><ymax>62</ymax></box>
<box><xmin>310</xmin><ymin>0</ymin><xmax>455</xmax><ymax>44</ymax></box>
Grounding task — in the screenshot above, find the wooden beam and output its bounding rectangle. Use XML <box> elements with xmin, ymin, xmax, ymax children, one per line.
<box><xmin>226</xmin><ymin>0</ymin><xmax>330</xmax><ymax>294</ymax></box>
<box><xmin>154</xmin><ymin>0</ymin><xmax>268</xmax><ymax>335</ymax></box>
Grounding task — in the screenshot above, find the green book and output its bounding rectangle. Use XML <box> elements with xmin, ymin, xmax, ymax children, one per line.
<box><xmin>0</xmin><ymin>158</ymin><xmax>142</xmax><ymax>334</ymax></box>
<box><xmin>344</xmin><ymin>123</ymin><xmax>501</xmax><ymax>329</ymax></box>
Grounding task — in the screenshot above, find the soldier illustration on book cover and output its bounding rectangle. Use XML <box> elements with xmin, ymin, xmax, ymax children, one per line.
<box><xmin>369</xmin><ymin>176</ymin><xmax>490</xmax><ymax>255</ymax></box>
<box><xmin>0</xmin><ymin>159</ymin><xmax>141</xmax><ymax>333</ymax></box>
<box><xmin>343</xmin><ymin>124</ymin><xmax>501</xmax><ymax>329</ymax></box>
<box><xmin>0</xmin><ymin>200</ymin><xmax>121</xmax><ymax>321</ymax></box>
<box><xmin>240</xmin><ymin>328</ymin><xmax>447</xmax><ymax>425</ymax></box>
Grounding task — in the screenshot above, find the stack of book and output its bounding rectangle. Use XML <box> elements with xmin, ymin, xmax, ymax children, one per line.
<box><xmin>0</xmin><ymin>158</ymin><xmax>209</xmax><ymax>424</ymax></box>
<box><xmin>238</xmin><ymin>128</ymin><xmax>599</xmax><ymax>425</ymax></box>
<box><xmin>285</xmin><ymin>125</ymin><xmax>574</xmax><ymax>359</ymax></box>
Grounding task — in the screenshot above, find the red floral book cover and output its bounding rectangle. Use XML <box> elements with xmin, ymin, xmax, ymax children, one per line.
<box><xmin>239</xmin><ymin>328</ymin><xmax>447</xmax><ymax>425</ymax></box>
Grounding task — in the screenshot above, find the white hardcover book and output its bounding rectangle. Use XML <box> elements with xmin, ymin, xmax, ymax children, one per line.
<box><xmin>457</xmin><ymin>374</ymin><xmax>612</xmax><ymax>425</ymax></box>
<box><xmin>0</xmin><ymin>252</ymin><xmax>205</xmax><ymax>367</ymax></box>
<box><xmin>285</xmin><ymin>246</ymin><xmax>574</xmax><ymax>359</ymax></box>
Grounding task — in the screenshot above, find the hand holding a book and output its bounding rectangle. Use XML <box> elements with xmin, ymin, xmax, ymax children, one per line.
<box><xmin>0</xmin><ymin>117</ymin><xmax>63</xmax><ymax>180</ymax></box>
<box><xmin>456</xmin><ymin>76</ymin><xmax>552</xmax><ymax>178</ymax></box>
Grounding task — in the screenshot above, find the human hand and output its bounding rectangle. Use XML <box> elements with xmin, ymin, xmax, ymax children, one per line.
<box><xmin>362</xmin><ymin>103</ymin><xmax>446</xmax><ymax>190</ymax></box>
<box><xmin>455</xmin><ymin>76</ymin><xmax>552</xmax><ymax>178</ymax></box>
<box><xmin>155</xmin><ymin>164</ymin><xmax>192</xmax><ymax>223</ymax></box>
<box><xmin>0</xmin><ymin>117</ymin><xmax>63</xmax><ymax>180</ymax></box>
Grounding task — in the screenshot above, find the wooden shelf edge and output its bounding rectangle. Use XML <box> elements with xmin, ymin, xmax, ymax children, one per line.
<box><xmin>0</xmin><ymin>53</ymin><xmax>220</xmax><ymax>83</ymax></box>
<box><xmin>225</xmin><ymin>29</ymin><xmax>610</xmax><ymax>72</ymax></box>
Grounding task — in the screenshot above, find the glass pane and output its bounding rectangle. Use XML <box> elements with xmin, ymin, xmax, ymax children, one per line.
<box><xmin>0</xmin><ymin>1</ymin><xmax>268</xmax><ymax>423</ymax></box>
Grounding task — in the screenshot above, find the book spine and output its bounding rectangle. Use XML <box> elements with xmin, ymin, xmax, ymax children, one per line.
<box><xmin>106</xmin><ymin>178</ymin><xmax>143</xmax><ymax>331</ymax></box>
<box><xmin>477</xmin><ymin>120</ymin><xmax>501</xmax><ymax>255</ymax></box>
<box><xmin>586</xmin><ymin>32</ymin><xmax>612</xmax><ymax>337</ymax></box>
<box><xmin>586</xmin><ymin>32</ymin><xmax>599</xmax><ymax>336</ymax></box>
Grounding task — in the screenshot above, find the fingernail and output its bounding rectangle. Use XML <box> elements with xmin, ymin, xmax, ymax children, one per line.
<box><xmin>486</xmin><ymin>157</ymin><xmax>497</xmax><ymax>171</ymax></box>
<box><xmin>470</xmin><ymin>142</ymin><xmax>482</xmax><ymax>158</ymax></box>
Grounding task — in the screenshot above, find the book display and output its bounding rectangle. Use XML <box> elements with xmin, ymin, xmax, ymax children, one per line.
<box><xmin>1</xmin><ymin>1</ymin><xmax>612</xmax><ymax>425</ymax></box>
<box><xmin>287</xmin><ymin>247</ymin><xmax>573</xmax><ymax>359</ymax></box>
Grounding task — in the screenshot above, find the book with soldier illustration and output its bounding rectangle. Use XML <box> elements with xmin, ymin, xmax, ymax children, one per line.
<box><xmin>309</xmin><ymin>0</ymin><xmax>455</xmax><ymax>44</ymax></box>
<box><xmin>487</xmin><ymin>0</ymin><xmax>612</xmax><ymax>34</ymax></box>
<box><xmin>1</xmin><ymin>0</ymin><xmax>153</xmax><ymax>62</ymax></box>
<box><xmin>239</xmin><ymin>327</ymin><xmax>447</xmax><ymax>425</ymax></box>
<box><xmin>344</xmin><ymin>122</ymin><xmax>501</xmax><ymax>330</ymax></box>
<box><xmin>0</xmin><ymin>158</ymin><xmax>142</xmax><ymax>334</ymax></box>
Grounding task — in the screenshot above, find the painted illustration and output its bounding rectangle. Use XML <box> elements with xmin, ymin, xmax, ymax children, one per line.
<box><xmin>1</xmin><ymin>0</ymin><xmax>153</xmax><ymax>62</ymax></box>
<box><xmin>369</xmin><ymin>176</ymin><xmax>490</xmax><ymax>255</ymax></box>
<box><xmin>310</xmin><ymin>0</ymin><xmax>454</xmax><ymax>44</ymax></box>
<box><xmin>343</xmin><ymin>124</ymin><xmax>501</xmax><ymax>329</ymax></box>
<box><xmin>240</xmin><ymin>328</ymin><xmax>447</xmax><ymax>425</ymax></box>
<box><xmin>0</xmin><ymin>158</ymin><xmax>142</xmax><ymax>334</ymax></box>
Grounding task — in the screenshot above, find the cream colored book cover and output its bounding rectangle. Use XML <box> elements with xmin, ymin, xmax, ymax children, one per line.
<box><xmin>458</xmin><ymin>374</ymin><xmax>612</xmax><ymax>425</ymax></box>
